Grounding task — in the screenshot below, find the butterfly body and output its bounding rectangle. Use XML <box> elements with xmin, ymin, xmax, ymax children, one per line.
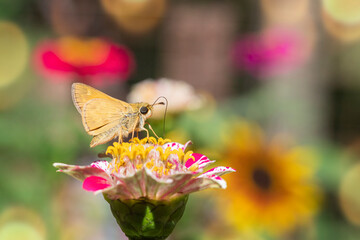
<box><xmin>72</xmin><ymin>83</ymin><xmax>154</xmax><ymax>147</ymax></box>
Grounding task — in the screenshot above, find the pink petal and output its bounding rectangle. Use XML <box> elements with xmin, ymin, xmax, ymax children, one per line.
<box><xmin>76</xmin><ymin>44</ymin><xmax>134</xmax><ymax>81</ymax></box>
<box><xmin>83</xmin><ymin>176</ymin><xmax>111</xmax><ymax>192</ymax></box>
<box><xmin>185</xmin><ymin>153</ymin><xmax>215</xmax><ymax>169</ymax></box>
<box><xmin>199</xmin><ymin>166</ymin><xmax>236</xmax><ymax>178</ymax></box>
<box><xmin>42</xmin><ymin>51</ymin><xmax>74</xmax><ymax>72</ymax></box>
<box><xmin>33</xmin><ymin>42</ymin><xmax>75</xmax><ymax>82</ymax></box>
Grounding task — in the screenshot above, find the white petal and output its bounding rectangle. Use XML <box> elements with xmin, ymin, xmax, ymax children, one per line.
<box><xmin>101</xmin><ymin>183</ymin><xmax>135</xmax><ymax>199</ymax></box>
<box><xmin>53</xmin><ymin>162</ymin><xmax>109</xmax><ymax>181</ymax></box>
<box><xmin>198</xmin><ymin>166</ymin><xmax>236</xmax><ymax>178</ymax></box>
<box><xmin>156</xmin><ymin>173</ymin><xmax>194</xmax><ymax>200</ymax></box>
<box><xmin>91</xmin><ymin>160</ymin><xmax>110</xmax><ymax>174</ymax></box>
<box><xmin>162</xmin><ymin>141</ymin><xmax>191</xmax><ymax>151</ymax></box>
<box><xmin>144</xmin><ymin>168</ymin><xmax>173</xmax><ymax>199</ymax></box>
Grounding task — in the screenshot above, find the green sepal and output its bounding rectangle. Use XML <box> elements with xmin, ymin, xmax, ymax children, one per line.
<box><xmin>104</xmin><ymin>195</ymin><xmax>189</xmax><ymax>240</ymax></box>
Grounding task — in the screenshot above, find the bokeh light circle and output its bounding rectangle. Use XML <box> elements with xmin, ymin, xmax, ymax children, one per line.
<box><xmin>100</xmin><ymin>0</ymin><xmax>166</xmax><ymax>34</ymax></box>
<box><xmin>0</xmin><ymin>222</ymin><xmax>43</xmax><ymax>240</ymax></box>
<box><xmin>322</xmin><ymin>0</ymin><xmax>360</xmax><ymax>25</ymax></box>
<box><xmin>0</xmin><ymin>21</ymin><xmax>28</xmax><ymax>88</ymax></box>
<box><xmin>261</xmin><ymin>0</ymin><xmax>310</xmax><ymax>26</ymax></box>
<box><xmin>339</xmin><ymin>163</ymin><xmax>360</xmax><ymax>226</ymax></box>
<box><xmin>0</xmin><ymin>207</ymin><xmax>46</xmax><ymax>240</ymax></box>
<box><xmin>322</xmin><ymin>9</ymin><xmax>360</xmax><ymax>43</ymax></box>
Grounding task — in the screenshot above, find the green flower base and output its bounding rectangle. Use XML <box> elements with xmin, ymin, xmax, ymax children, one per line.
<box><xmin>104</xmin><ymin>194</ymin><xmax>189</xmax><ymax>240</ymax></box>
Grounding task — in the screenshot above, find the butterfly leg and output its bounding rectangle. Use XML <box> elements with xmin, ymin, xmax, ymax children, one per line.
<box><xmin>130</xmin><ymin>117</ymin><xmax>140</xmax><ymax>140</ymax></box>
<box><xmin>146</xmin><ymin>122</ymin><xmax>160</xmax><ymax>139</ymax></box>
<box><xmin>131</xmin><ymin>124</ymin><xmax>137</xmax><ymax>140</ymax></box>
<box><xmin>141</xmin><ymin>128</ymin><xmax>149</xmax><ymax>140</ymax></box>
<box><xmin>118</xmin><ymin>128</ymin><xmax>123</xmax><ymax>144</ymax></box>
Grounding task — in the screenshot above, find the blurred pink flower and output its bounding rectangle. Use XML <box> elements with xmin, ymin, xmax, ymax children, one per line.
<box><xmin>33</xmin><ymin>37</ymin><xmax>134</xmax><ymax>85</ymax></box>
<box><xmin>232</xmin><ymin>29</ymin><xmax>311</xmax><ymax>78</ymax></box>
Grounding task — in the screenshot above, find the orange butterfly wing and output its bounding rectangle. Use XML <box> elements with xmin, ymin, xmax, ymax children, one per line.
<box><xmin>71</xmin><ymin>82</ymin><xmax>127</xmax><ymax>113</ymax></box>
<box><xmin>81</xmin><ymin>98</ymin><xmax>130</xmax><ymax>135</ymax></box>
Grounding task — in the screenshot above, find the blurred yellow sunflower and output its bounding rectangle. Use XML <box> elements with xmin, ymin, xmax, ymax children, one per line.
<box><xmin>221</xmin><ymin>121</ymin><xmax>321</xmax><ymax>235</ymax></box>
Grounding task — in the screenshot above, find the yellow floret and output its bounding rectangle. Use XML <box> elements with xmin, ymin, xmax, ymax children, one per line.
<box><xmin>184</xmin><ymin>151</ymin><xmax>195</xmax><ymax>164</ymax></box>
<box><xmin>106</xmin><ymin>138</ymin><xmax>193</xmax><ymax>176</ymax></box>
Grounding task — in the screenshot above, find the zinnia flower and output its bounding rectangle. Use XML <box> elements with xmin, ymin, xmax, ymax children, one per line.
<box><xmin>54</xmin><ymin>137</ymin><xmax>235</xmax><ymax>239</ymax></box>
<box><xmin>220</xmin><ymin>121</ymin><xmax>321</xmax><ymax>235</ymax></box>
<box><xmin>232</xmin><ymin>29</ymin><xmax>311</xmax><ymax>78</ymax></box>
<box><xmin>33</xmin><ymin>36</ymin><xmax>134</xmax><ymax>85</ymax></box>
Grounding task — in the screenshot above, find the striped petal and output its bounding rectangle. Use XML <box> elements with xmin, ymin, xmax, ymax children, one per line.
<box><xmin>53</xmin><ymin>163</ymin><xmax>109</xmax><ymax>181</ymax></box>
<box><xmin>163</xmin><ymin>141</ymin><xmax>192</xmax><ymax>151</ymax></box>
<box><xmin>185</xmin><ymin>153</ymin><xmax>215</xmax><ymax>169</ymax></box>
<box><xmin>199</xmin><ymin>167</ymin><xmax>236</xmax><ymax>178</ymax></box>
<box><xmin>91</xmin><ymin>160</ymin><xmax>110</xmax><ymax>173</ymax></box>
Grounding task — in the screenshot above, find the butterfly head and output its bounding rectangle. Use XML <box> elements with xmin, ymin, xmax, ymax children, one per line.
<box><xmin>139</xmin><ymin>103</ymin><xmax>153</xmax><ymax>119</ymax></box>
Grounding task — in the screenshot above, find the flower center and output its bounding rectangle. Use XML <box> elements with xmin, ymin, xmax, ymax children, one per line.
<box><xmin>105</xmin><ymin>137</ymin><xmax>195</xmax><ymax>177</ymax></box>
<box><xmin>252</xmin><ymin>168</ymin><xmax>271</xmax><ymax>190</ymax></box>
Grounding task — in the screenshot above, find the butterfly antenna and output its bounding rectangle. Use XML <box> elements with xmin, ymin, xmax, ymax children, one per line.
<box><xmin>151</xmin><ymin>96</ymin><xmax>168</xmax><ymax>137</ymax></box>
<box><xmin>161</xmin><ymin>97</ymin><xmax>168</xmax><ymax>137</ymax></box>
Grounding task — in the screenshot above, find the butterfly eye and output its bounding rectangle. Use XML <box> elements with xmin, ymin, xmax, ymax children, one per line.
<box><xmin>140</xmin><ymin>106</ymin><xmax>149</xmax><ymax>115</ymax></box>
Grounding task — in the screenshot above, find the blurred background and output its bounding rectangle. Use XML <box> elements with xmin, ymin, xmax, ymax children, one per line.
<box><xmin>1</xmin><ymin>0</ymin><xmax>360</xmax><ymax>239</ymax></box>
